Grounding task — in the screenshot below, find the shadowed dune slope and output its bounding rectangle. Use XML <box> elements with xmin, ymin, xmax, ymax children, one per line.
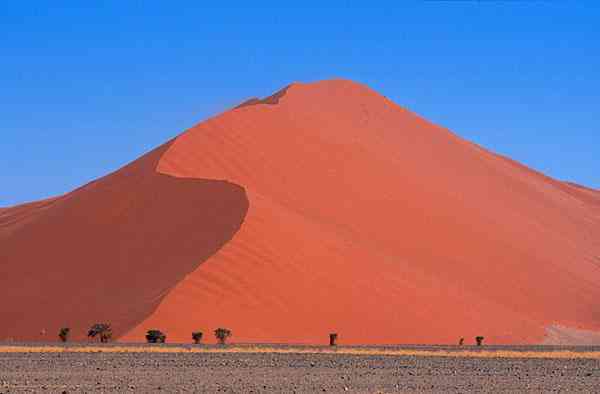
<box><xmin>123</xmin><ymin>79</ymin><xmax>600</xmax><ymax>345</ymax></box>
<box><xmin>0</xmin><ymin>142</ymin><xmax>248</xmax><ymax>341</ymax></box>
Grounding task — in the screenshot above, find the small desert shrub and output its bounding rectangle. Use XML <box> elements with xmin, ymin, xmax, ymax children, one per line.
<box><xmin>329</xmin><ymin>333</ymin><xmax>338</xmax><ymax>346</ymax></box>
<box><xmin>146</xmin><ymin>330</ymin><xmax>167</xmax><ymax>344</ymax></box>
<box><xmin>88</xmin><ymin>323</ymin><xmax>113</xmax><ymax>343</ymax></box>
<box><xmin>475</xmin><ymin>336</ymin><xmax>484</xmax><ymax>346</ymax></box>
<box><xmin>58</xmin><ymin>327</ymin><xmax>70</xmax><ymax>342</ymax></box>
<box><xmin>192</xmin><ymin>331</ymin><xmax>203</xmax><ymax>344</ymax></box>
<box><xmin>214</xmin><ymin>328</ymin><xmax>232</xmax><ymax>344</ymax></box>
<box><xmin>458</xmin><ymin>337</ymin><xmax>464</xmax><ymax>346</ymax></box>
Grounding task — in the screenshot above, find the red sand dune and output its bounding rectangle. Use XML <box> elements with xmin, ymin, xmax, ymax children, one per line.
<box><xmin>2</xmin><ymin>79</ymin><xmax>599</xmax><ymax>345</ymax></box>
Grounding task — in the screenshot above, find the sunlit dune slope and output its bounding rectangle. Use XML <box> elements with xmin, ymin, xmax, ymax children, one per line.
<box><xmin>2</xmin><ymin>79</ymin><xmax>599</xmax><ymax>345</ymax></box>
<box><xmin>127</xmin><ymin>79</ymin><xmax>599</xmax><ymax>345</ymax></box>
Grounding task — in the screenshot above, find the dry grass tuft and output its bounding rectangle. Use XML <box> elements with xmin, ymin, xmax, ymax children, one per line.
<box><xmin>0</xmin><ymin>345</ymin><xmax>599</xmax><ymax>359</ymax></box>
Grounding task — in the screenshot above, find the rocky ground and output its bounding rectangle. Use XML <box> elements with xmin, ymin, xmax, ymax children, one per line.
<box><xmin>1</xmin><ymin>345</ymin><xmax>599</xmax><ymax>393</ymax></box>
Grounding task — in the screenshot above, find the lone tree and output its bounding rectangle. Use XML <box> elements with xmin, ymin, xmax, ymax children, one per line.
<box><xmin>475</xmin><ymin>336</ymin><xmax>484</xmax><ymax>346</ymax></box>
<box><xmin>214</xmin><ymin>328</ymin><xmax>232</xmax><ymax>344</ymax></box>
<box><xmin>192</xmin><ymin>331</ymin><xmax>203</xmax><ymax>344</ymax></box>
<box><xmin>329</xmin><ymin>333</ymin><xmax>338</xmax><ymax>346</ymax></box>
<box><xmin>58</xmin><ymin>327</ymin><xmax>70</xmax><ymax>343</ymax></box>
<box><xmin>88</xmin><ymin>323</ymin><xmax>113</xmax><ymax>343</ymax></box>
<box><xmin>146</xmin><ymin>330</ymin><xmax>167</xmax><ymax>344</ymax></box>
<box><xmin>458</xmin><ymin>337</ymin><xmax>464</xmax><ymax>346</ymax></box>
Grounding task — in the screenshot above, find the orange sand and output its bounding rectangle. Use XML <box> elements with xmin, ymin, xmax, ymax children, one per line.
<box><xmin>2</xmin><ymin>80</ymin><xmax>599</xmax><ymax>345</ymax></box>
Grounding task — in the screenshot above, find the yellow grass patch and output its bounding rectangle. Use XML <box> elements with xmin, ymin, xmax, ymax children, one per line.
<box><xmin>0</xmin><ymin>345</ymin><xmax>599</xmax><ymax>359</ymax></box>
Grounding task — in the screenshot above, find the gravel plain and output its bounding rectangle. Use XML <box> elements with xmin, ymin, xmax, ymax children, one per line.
<box><xmin>1</xmin><ymin>344</ymin><xmax>600</xmax><ymax>393</ymax></box>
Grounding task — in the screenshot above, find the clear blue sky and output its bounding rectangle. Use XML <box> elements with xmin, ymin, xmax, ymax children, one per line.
<box><xmin>1</xmin><ymin>2</ymin><xmax>599</xmax><ymax>206</ymax></box>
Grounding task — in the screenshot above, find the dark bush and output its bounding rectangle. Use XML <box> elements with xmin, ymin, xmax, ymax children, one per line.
<box><xmin>58</xmin><ymin>327</ymin><xmax>70</xmax><ymax>343</ymax></box>
<box><xmin>192</xmin><ymin>331</ymin><xmax>203</xmax><ymax>344</ymax></box>
<box><xmin>475</xmin><ymin>336</ymin><xmax>484</xmax><ymax>346</ymax></box>
<box><xmin>458</xmin><ymin>337</ymin><xmax>464</xmax><ymax>346</ymax></box>
<box><xmin>146</xmin><ymin>329</ymin><xmax>167</xmax><ymax>344</ymax></box>
<box><xmin>214</xmin><ymin>328</ymin><xmax>232</xmax><ymax>344</ymax></box>
<box><xmin>329</xmin><ymin>333</ymin><xmax>338</xmax><ymax>346</ymax></box>
<box><xmin>88</xmin><ymin>323</ymin><xmax>112</xmax><ymax>343</ymax></box>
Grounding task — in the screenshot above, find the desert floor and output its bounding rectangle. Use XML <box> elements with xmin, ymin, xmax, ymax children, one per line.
<box><xmin>1</xmin><ymin>344</ymin><xmax>599</xmax><ymax>393</ymax></box>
